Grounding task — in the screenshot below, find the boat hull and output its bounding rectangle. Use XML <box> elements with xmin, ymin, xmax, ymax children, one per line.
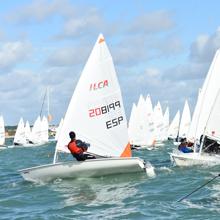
<box><xmin>19</xmin><ymin>157</ymin><xmax>154</xmax><ymax>183</ymax></box>
<box><xmin>170</xmin><ymin>152</ymin><xmax>220</xmax><ymax>166</ymax></box>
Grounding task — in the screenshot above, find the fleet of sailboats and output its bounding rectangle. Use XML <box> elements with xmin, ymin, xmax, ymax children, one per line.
<box><xmin>0</xmin><ymin>35</ymin><xmax>219</xmax><ymax>183</ymax></box>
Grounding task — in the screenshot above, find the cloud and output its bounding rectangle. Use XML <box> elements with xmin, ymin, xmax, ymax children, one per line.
<box><xmin>0</xmin><ymin>41</ymin><xmax>32</xmax><ymax>71</ymax></box>
<box><xmin>190</xmin><ymin>27</ymin><xmax>220</xmax><ymax>63</ymax></box>
<box><xmin>127</xmin><ymin>10</ymin><xmax>175</xmax><ymax>34</ymax></box>
<box><xmin>45</xmin><ymin>44</ymin><xmax>91</xmax><ymax>67</ymax></box>
<box><xmin>6</xmin><ymin>0</ymin><xmax>75</xmax><ymax>24</ymax></box>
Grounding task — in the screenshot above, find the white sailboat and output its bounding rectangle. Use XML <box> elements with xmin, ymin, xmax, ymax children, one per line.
<box><xmin>178</xmin><ymin>100</ymin><xmax>191</xmax><ymax>139</ymax></box>
<box><xmin>162</xmin><ymin>107</ymin><xmax>169</xmax><ymax>141</ymax></box>
<box><xmin>0</xmin><ymin>115</ymin><xmax>6</xmax><ymax>150</ymax></box>
<box><xmin>170</xmin><ymin>89</ymin><xmax>220</xmax><ymax>166</ymax></box>
<box><xmin>128</xmin><ymin>94</ymin><xmax>156</xmax><ymax>149</ymax></box>
<box><xmin>168</xmin><ymin>110</ymin><xmax>180</xmax><ymax>140</ymax></box>
<box><xmin>19</xmin><ymin>34</ymin><xmax>155</xmax><ymax>182</ymax></box>
<box><xmin>153</xmin><ymin>101</ymin><xmax>164</xmax><ymax>146</ymax></box>
<box><xmin>24</xmin><ymin>121</ymin><xmax>31</xmax><ymax>143</ymax></box>
<box><xmin>170</xmin><ymin>49</ymin><xmax>220</xmax><ymax>166</ymax></box>
<box><xmin>13</xmin><ymin>118</ymin><xmax>26</xmax><ymax>146</ymax></box>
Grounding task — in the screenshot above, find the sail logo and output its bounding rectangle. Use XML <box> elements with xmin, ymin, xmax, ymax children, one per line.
<box><xmin>89</xmin><ymin>80</ymin><xmax>108</xmax><ymax>91</ymax></box>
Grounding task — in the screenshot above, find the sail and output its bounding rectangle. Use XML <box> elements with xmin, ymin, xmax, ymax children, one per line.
<box><xmin>178</xmin><ymin>100</ymin><xmax>191</xmax><ymax>138</ymax></box>
<box><xmin>187</xmin><ymin>89</ymin><xmax>201</xmax><ymax>142</ymax></box>
<box><xmin>14</xmin><ymin>118</ymin><xmax>26</xmax><ymax>145</ymax></box>
<box><xmin>194</xmin><ymin>49</ymin><xmax>220</xmax><ymax>140</ymax></box>
<box><xmin>168</xmin><ymin>110</ymin><xmax>180</xmax><ymax>139</ymax></box>
<box><xmin>162</xmin><ymin>107</ymin><xmax>169</xmax><ymax>140</ymax></box>
<box><xmin>41</xmin><ymin>116</ymin><xmax>49</xmax><ymax>143</ymax></box>
<box><xmin>153</xmin><ymin>101</ymin><xmax>164</xmax><ymax>141</ymax></box>
<box><xmin>0</xmin><ymin>115</ymin><xmax>5</xmax><ymax>145</ymax></box>
<box><xmin>30</xmin><ymin>116</ymin><xmax>41</xmax><ymax>144</ymax></box>
<box><xmin>55</xmin><ymin>118</ymin><xmax>64</xmax><ymax>141</ymax></box>
<box><xmin>205</xmin><ymin>89</ymin><xmax>220</xmax><ymax>139</ymax></box>
<box><xmin>56</xmin><ymin>34</ymin><xmax>131</xmax><ymax>157</ymax></box>
<box><xmin>24</xmin><ymin>121</ymin><xmax>31</xmax><ymax>142</ymax></box>
<box><xmin>145</xmin><ymin>94</ymin><xmax>155</xmax><ymax>145</ymax></box>
<box><xmin>128</xmin><ymin>103</ymin><xmax>140</xmax><ymax>145</ymax></box>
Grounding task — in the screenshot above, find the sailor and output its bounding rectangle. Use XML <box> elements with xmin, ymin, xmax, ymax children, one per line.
<box><xmin>178</xmin><ymin>138</ymin><xmax>193</xmax><ymax>153</ymax></box>
<box><xmin>67</xmin><ymin>131</ymin><xmax>96</xmax><ymax>161</ymax></box>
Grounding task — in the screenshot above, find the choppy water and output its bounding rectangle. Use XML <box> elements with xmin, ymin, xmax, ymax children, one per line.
<box><xmin>0</xmin><ymin>139</ymin><xmax>220</xmax><ymax>219</ymax></box>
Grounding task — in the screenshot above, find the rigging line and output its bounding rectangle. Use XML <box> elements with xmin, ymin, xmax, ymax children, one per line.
<box><xmin>177</xmin><ymin>174</ymin><xmax>220</xmax><ymax>202</ymax></box>
<box><xmin>39</xmin><ymin>89</ymin><xmax>47</xmax><ymax>118</ymax></box>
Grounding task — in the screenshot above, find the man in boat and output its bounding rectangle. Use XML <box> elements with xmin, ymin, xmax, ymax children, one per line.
<box><xmin>178</xmin><ymin>138</ymin><xmax>193</xmax><ymax>153</ymax></box>
<box><xmin>68</xmin><ymin>131</ymin><xmax>96</xmax><ymax>161</ymax></box>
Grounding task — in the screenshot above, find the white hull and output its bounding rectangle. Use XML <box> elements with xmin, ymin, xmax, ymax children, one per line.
<box><xmin>19</xmin><ymin>157</ymin><xmax>155</xmax><ymax>183</ymax></box>
<box><xmin>0</xmin><ymin>145</ymin><xmax>7</xmax><ymax>150</ymax></box>
<box><xmin>173</xmin><ymin>141</ymin><xmax>180</xmax><ymax>146</ymax></box>
<box><xmin>8</xmin><ymin>142</ymin><xmax>48</xmax><ymax>148</ymax></box>
<box><xmin>170</xmin><ymin>152</ymin><xmax>220</xmax><ymax>166</ymax></box>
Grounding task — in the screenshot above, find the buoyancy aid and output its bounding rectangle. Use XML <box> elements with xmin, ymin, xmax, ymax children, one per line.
<box><xmin>68</xmin><ymin>140</ymin><xmax>84</xmax><ymax>154</ymax></box>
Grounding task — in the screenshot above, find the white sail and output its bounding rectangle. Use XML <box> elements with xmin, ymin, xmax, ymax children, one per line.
<box><xmin>24</xmin><ymin>121</ymin><xmax>31</xmax><ymax>142</ymax></box>
<box><xmin>194</xmin><ymin>49</ymin><xmax>220</xmax><ymax>140</ymax></box>
<box><xmin>30</xmin><ymin>116</ymin><xmax>41</xmax><ymax>144</ymax></box>
<box><xmin>187</xmin><ymin>89</ymin><xmax>201</xmax><ymax>142</ymax></box>
<box><xmin>56</xmin><ymin>34</ymin><xmax>131</xmax><ymax>158</ymax></box>
<box><xmin>128</xmin><ymin>103</ymin><xmax>140</xmax><ymax>145</ymax></box>
<box><xmin>168</xmin><ymin>110</ymin><xmax>180</xmax><ymax>139</ymax></box>
<box><xmin>153</xmin><ymin>101</ymin><xmax>164</xmax><ymax>141</ymax></box>
<box><xmin>14</xmin><ymin>118</ymin><xmax>26</xmax><ymax>145</ymax></box>
<box><xmin>145</xmin><ymin>94</ymin><xmax>155</xmax><ymax>145</ymax></box>
<box><xmin>55</xmin><ymin>118</ymin><xmax>64</xmax><ymax>141</ymax></box>
<box><xmin>178</xmin><ymin>100</ymin><xmax>191</xmax><ymax>138</ymax></box>
<box><xmin>204</xmin><ymin>89</ymin><xmax>220</xmax><ymax>139</ymax></box>
<box><xmin>41</xmin><ymin>116</ymin><xmax>49</xmax><ymax>143</ymax></box>
<box><xmin>0</xmin><ymin>115</ymin><xmax>5</xmax><ymax>145</ymax></box>
<box><xmin>162</xmin><ymin>107</ymin><xmax>169</xmax><ymax>141</ymax></box>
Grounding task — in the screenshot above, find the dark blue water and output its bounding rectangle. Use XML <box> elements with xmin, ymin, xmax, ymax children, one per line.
<box><xmin>0</xmin><ymin>139</ymin><xmax>220</xmax><ymax>219</ymax></box>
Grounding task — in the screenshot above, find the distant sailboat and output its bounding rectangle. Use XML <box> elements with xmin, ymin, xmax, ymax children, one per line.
<box><xmin>153</xmin><ymin>101</ymin><xmax>164</xmax><ymax>145</ymax></box>
<box><xmin>128</xmin><ymin>94</ymin><xmax>155</xmax><ymax>149</ymax></box>
<box><xmin>13</xmin><ymin>118</ymin><xmax>26</xmax><ymax>146</ymax></box>
<box><xmin>0</xmin><ymin>115</ymin><xmax>6</xmax><ymax>150</ymax></box>
<box><xmin>19</xmin><ymin>34</ymin><xmax>155</xmax><ymax>182</ymax></box>
<box><xmin>168</xmin><ymin>110</ymin><xmax>180</xmax><ymax>140</ymax></box>
<box><xmin>178</xmin><ymin>100</ymin><xmax>191</xmax><ymax>139</ymax></box>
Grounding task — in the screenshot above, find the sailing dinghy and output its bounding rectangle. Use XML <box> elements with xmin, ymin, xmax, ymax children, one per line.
<box><xmin>170</xmin><ymin>49</ymin><xmax>220</xmax><ymax>166</ymax></box>
<box><xmin>19</xmin><ymin>34</ymin><xmax>155</xmax><ymax>182</ymax></box>
<box><xmin>0</xmin><ymin>115</ymin><xmax>6</xmax><ymax>150</ymax></box>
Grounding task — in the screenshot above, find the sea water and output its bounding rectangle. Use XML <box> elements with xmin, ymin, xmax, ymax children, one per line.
<box><xmin>0</xmin><ymin>139</ymin><xmax>220</xmax><ymax>219</ymax></box>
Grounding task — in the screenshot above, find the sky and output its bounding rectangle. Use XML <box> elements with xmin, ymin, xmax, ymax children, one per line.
<box><xmin>1</xmin><ymin>0</ymin><xmax>220</xmax><ymax>125</ymax></box>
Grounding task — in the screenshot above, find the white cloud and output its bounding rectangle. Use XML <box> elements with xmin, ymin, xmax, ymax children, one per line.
<box><xmin>0</xmin><ymin>41</ymin><xmax>32</xmax><ymax>71</ymax></box>
<box><xmin>6</xmin><ymin>0</ymin><xmax>75</xmax><ymax>23</ymax></box>
<box><xmin>128</xmin><ymin>10</ymin><xmax>175</xmax><ymax>34</ymax></box>
<box><xmin>190</xmin><ymin>27</ymin><xmax>220</xmax><ymax>62</ymax></box>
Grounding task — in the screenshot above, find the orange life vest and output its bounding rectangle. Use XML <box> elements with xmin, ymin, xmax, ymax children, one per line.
<box><xmin>68</xmin><ymin>140</ymin><xmax>83</xmax><ymax>154</ymax></box>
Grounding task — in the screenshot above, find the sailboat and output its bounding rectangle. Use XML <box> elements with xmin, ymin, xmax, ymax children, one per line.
<box><xmin>13</xmin><ymin>118</ymin><xmax>26</xmax><ymax>146</ymax></box>
<box><xmin>0</xmin><ymin>115</ymin><xmax>6</xmax><ymax>150</ymax></box>
<box><xmin>153</xmin><ymin>101</ymin><xmax>164</xmax><ymax>146</ymax></box>
<box><xmin>170</xmin><ymin>49</ymin><xmax>220</xmax><ymax>166</ymax></box>
<box><xmin>168</xmin><ymin>110</ymin><xmax>180</xmax><ymax>140</ymax></box>
<box><xmin>19</xmin><ymin>34</ymin><xmax>155</xmax><ymax>182</ymax></box>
